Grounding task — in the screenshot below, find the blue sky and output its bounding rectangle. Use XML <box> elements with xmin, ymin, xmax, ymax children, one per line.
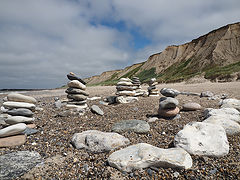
<box><xmin>0</xmin><ymin>0</ymin><xmax>239</xmax><ymax>89</ymax></box>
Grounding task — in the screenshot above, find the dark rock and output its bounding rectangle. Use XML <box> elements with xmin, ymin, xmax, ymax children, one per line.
<box><xmin>7</xmin><ymin>108</ymin><xmax>33</xmax><ymax>117</ymax></box>
<box><xmin>91</xmin><ymin>105</ymin><xmax>104</xmax><ymax>116</ymax></box>
<box><xmin>0</xmin><ymin>151</ymin><xmax>42</xmax><ymax>180</ymax></box>
<box><xmin>23</xmin><ymin>128</ymin><xmax>39</xmax><ymax>135</ymax></box>
<box><xmin>160</xmin><ymin>88</ymin><xmax>180</xmax><ymax>97</ymax></box>
<box><xmin>65</xmin><ymin>88</ymin><xmax>89</xmax><ymax>96</ymax></box>
<box><xmin>67</xmin><ymin>73</ymin><xmax>86</xmax><ymax>85</ymax></box>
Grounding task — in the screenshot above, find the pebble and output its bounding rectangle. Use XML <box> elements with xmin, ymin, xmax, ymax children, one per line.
<box><xmin>0</xmin><ymin>134</ymin><xmax>26</xmax><ymax>147</ymax></box>
<box><xmin>159</xmin><ymin>97</ymin><xmax>179</xmax><ymax>109</ymax></box>
<box><xmin>160</xmin><ymin>88</ymin><xmax>180</xmax><ymax>97</ymax></box>
<box><xmin>23</xmin><ymin>128</ymin><xmax>39</xmax><ymax>135</ymax></box>
<box><xmin>112</xmin><ymin>120</ymin><xmax>150</xmax><ymax>133</ymax></box>
<box><xmin>5</xmin><ymin>116</ymin><xmax>34</xmax><ymax>125</ymax></box>
<box><xmin>7</xmin><ymin>93</ymin><xmax>37</xmax><ymax>104</ymax></box>
<box><xmin>91</xmin><ymin>105</ymin><xmax>104</xmax><ymax>116</ymax></box>
<box><xmin>0</xmin><ymin>123</ymin><xmax>27</xmax><ymax>138</ymax></box>
<box><xmin>158</xmin><ymin>107</ymin><xmax>180</xmax><ymax>117</ymax></box>
<box><xmin>182</xmin><ymin>102</ymin><xmax>202</xmax><ymax>111</ymax></box>
<box><xmin>3</xmin><ymin>101</ymin><xmax>36</xmax><ymax>111</ymax></box>
<box><xmin>67</xmin><ymin>80</ymin><xmax>86</xmax><ymax>90</ymax></box>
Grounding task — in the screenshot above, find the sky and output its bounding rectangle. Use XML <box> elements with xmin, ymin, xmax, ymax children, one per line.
<box><xmin>0</xmin><ymin>0</ymin><xmax>239</xmax><ymax>89</ymax></box>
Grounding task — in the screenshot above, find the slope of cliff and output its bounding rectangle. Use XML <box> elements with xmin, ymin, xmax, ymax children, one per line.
<box><xmin>86</xmin><ymin>22</ymin><xmax>240</xmax><ymax>85</ymax></box>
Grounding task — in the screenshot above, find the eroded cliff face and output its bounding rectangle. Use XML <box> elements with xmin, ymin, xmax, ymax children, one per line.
<box><xmin>85</xmin><ymin>22</ymin><xmax>240</xmax><ymax>85</ymax></box>
<box><xmin>139</xmin><ymin>22</ymin><xmax>240</xmax><ymax>74</ymax></box>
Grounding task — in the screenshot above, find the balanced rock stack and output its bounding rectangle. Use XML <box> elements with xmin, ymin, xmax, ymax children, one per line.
<box><xmin>0</xmin><ymin>93</ymin><xmax>37</xmax><ymax>147</ymax></box>
<box><xmin>148</xmin><ymin>78</ymin><xmax>159</xmax><ymax>96</ymax></box>
<box><xmin>158</xmin><ymin>88</ymin><xmax>180</xmax><ymax>118</ymax></box>
<box><xmin>66</xmin><ymin>72</ymin><xmax>89</xmax><ymax>109</ymax></box>
<box><xmin>116</xmin><ymin>78</ymin><xmax>136</xmax><ymax>96</ymax></box>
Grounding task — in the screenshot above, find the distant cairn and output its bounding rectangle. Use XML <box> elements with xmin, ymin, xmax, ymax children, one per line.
<box><xmin>65</xmin><ymin>72</ymin><xmax>89</xmax><ymax>109</ymax></box>
<box><xmin>116</xmin><ymin>78</ymin><xmax>136</xmax><ymax>96</ymax></box>
<box><xmin>148</xmin><ymin>78</ymin><xmax>159</xmax><ymax>96</ymax></box>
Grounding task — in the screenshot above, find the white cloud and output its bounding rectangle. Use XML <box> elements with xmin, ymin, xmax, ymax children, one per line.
<box><xmin>0</xmin><ymin>0</ymin><xmax>239</xmax><ymax>88</ymax></box>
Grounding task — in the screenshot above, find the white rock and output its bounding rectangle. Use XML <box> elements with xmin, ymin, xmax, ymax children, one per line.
<box><xmin>203</xmin><ymin>115</ymin><xmax>240</xmax><ymax>135</ymax></box>
<box><xmin>204</xmin><ymin>108</ymin><xmax>240</xmax><ymax>123</ymax></box>
<box><xmin>117</xmin><ymin>81</ymin><xmax>133</xmax><ymax>86</ymax></box>
<box><xmin>174</xmin><ymin>122</ymin><xmax>229</xmax><ymax>157</ymax></box>
<box><xmin>116</xmin><ymin>90</ymin><xmax>136</xmax><ymax>96</ymax></box>
<box><xmin>5</xmin><ymin>116</ymin><xmax>34</xmax><ymax>125</ymax></box>
<box><xmin>87</xmin><ymin>97</ymin><xmax>101</xmax><ymax>101</ymax></box>
<box><xmin>71</xmin><ymin>130</ymin><xmax>130</xmax><ymax>153</ymax></box>
<box><xmin>108</xmin><ymin>143</ymin><xmax>192</xmax><ymax>172</ymax></box>
<box><xmin>67</xmin><ymin>80</ymin><xmax>86</xmax><ymax>90</ymax></box>
<box><xmin>65</xmin><ymin>104</ymin><xmax>88</xmax><ymax>109</ymax></box>
<box><xmin>7</xmin><ymin>93</ymin><xmax>37</xmax><ymax>104</ymax></box>
<box><xmin>0</xmin><ymin>123</ymin><xmax>27</xmax><ymax>138</ymax></box>
<box><xmin>220</xmin><ymin>98</ymin><xmax>240</xmax><ymax>111</ymax></box>
<box><xmin>147</xmin><ymin>117</ymin><xmax>159</xmax><ymax>123</ymax></box>
<box><xmin>3</xmin><ymin>101</ymin><xmax>36</xmax><ymax>111</ymax></box>
<box><xmin>1</xmin><ymin>106</ymin><xmax>8</xmax><ymax>113</ymax></box>
<box><xmin>116</xmin><ymin>96</ymin><xmax>138</xmax><ymax>104</ymax></box>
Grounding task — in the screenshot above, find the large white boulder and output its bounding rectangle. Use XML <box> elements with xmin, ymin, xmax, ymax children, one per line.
<box><xmin>174</xmin><ymin>122</ymin><xmax>229</xmax><ymax>157</ymax></box>
<box><xmin>108</xmin><ymin>143</ymin><xmax>192</xmax><ymax>172</ymax></box>
<box><xmin>220</xmin><ymin>98</ymin><xmax>240</xmax><ymax>111</ymax></box>
<box><xmin>203</xmin><ymin>115</ymin><xmax>240</xmax><ymax>135</ymax></box>
<box><xmin>71</xmin><ymin>130</ymin><xmax>130</xmax><ymax>153</ymax></box>
<box><xmin>204</xmin><ymin>108</ymin><xmax>240</xmax><ymax>123</ymax></box>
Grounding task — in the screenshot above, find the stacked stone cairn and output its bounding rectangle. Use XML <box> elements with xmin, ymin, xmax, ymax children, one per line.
<box><xmin>116</xmin><ymin>78</ymin><xmax>136</xmax><ymax>96</ymax></box>
<box><xmin>148</xmin><ymin>78</ymin><xmax>159</xmax><ymax>96</ymax></box>
<box><xmin>158</xmin><ymin>88</ymin><xmax>180</xmax><ymax>118</ymax></box>
<box><xmin>65</xmin><ymin>72</ymin><xmax>89</xmax><ymax>109</ymax></box>
<box><xmin>0</xmin><ymin>93</ymin><xmax>37</xmax><ymax>147</ymax></box>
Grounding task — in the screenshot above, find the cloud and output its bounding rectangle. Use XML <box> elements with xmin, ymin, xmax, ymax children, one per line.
<box><xmin>0</xmin><ymin>0</ymin><xmax>239</xmax><ymax>88</ymax></box>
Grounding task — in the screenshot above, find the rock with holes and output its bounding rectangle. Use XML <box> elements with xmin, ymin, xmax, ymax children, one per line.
<box><xmin>71</xmin><ymin>130</ymin><xmax>130</xmax><ymax>153</ymax></box>
<box><xmin>108</xmin><ymin>143</ymin><xmax>192</xmax><ymax>172</ymax></box>
<box><xmin>174</xmin><ymin>122</ymin><xmax>229</xmax><ymax>157</ymax></box>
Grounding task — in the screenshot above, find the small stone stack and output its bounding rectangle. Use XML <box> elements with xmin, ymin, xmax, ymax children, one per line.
<box><xmin>116</xmin><ymin>78</ymin><xmax>136</xmax><ymax>96</ymax></box>
<box><xmin>0</xmin><ymin>93</ymin><xmax>37</xmax><ymax>147</ymax></box>
<box><xmin>148</xmin><ymin>78</ymin><xmax>159</xmax><ymax>96</ymax></box>
<box><xmin>131</xmin><ymin>77</ymin><xmax>146</xmax><ymax>96</ymax></box>
<box><xmin>158</xmin><ymin>88</ymin><xmax>180</xmax><ymax>118</ymax></box>
<box><xmin>66</xmin><ymin>72</ymin><xmax>89</xmax><ymax>109</ymax></box>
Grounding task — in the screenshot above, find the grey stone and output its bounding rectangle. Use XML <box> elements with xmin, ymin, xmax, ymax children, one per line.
<box><xmin>117</xmin><ymin>81</ymin><xmax>133</xmax><ymax>86</ymax></box>
<box><xmin>7</xmin><ymin>108</ymin><xmax>33</xmax><ymax>117</ymax></box>
<box><xmin>23</xmin><ymin>128</ymin><xmax>39</xmax><ymax>135</ymax></box>
<box><xmin>0</xmin><ymin>123</ymin><xmax>27</xmax><ymax>138</ymax></box>
<box><xmin>67</xmin><ymin>94</ymin><xmax>87</xmax><ymax>101</ymax></box>
<box><xmin>159</xmin><ymin>97</ymin><xmax>179</xmax><ymax>109</ymax></box>
<box><xmin>71</xmin><ymin>130</ymin><xmax>130</xmax><ymax>153</ymax></box>
<box><xmin>112</xmin><ymin>120</ymin><xmax>150</xmax><ymax>133</ymax></box>
<box><xmin>182</xmin><ymin>102</ymin><xmax>202</xmax><ymax>111</ymax></box>
<box><xmin>91</xmin><ymin>105</ymin><xmax>104</xmax><ymax>116</ymax></box>
<box><xmin>7</xmin><ymin>93</ymin><xmax>37</xmax><ymax>104</ymax></box>
<box><xmin>3</xmin><ymin>101</ymin><xmax>36</xmax><ymax>111</ymax></box>
<box><xmin>65</xmin><ymin>88</ymin><xmax>89</xmax><ymax>96</ymax></box>
<box><xmin>54</xmin><ymin>100</ymin><xmax>62</xmax><ymax>109</ymax></box>
<box><xmin>0</xmin><ymin>151</ymin><xmax>42</xmax><ymax>180</ymax></box>
<box><xmin>200</xmin><ymin>91</ymin><xmax>214</xmax><ymax>97</ymax></box>
<box><xmin>108</xmin><ymin>143</ymin><xmax>192</xmax><ymax>172</ymax></box>
<box><xmin>67</xmin><ymin>73</ymin><xmax>86</xmax><ymax>85</ymax></box>
<box><xmin>68</xmin><ymin>80</ymin><xmax>86</xmax><ymax>90</ymax></box>
<box><xmin>116</xmin><ymin>86</ymin><xmax>137</xmax><ymax>91</ymax></box>
<box><xmin>5</xmin><ymin>116</ymin><xmax>34</xmax><ymax>125</ymax></box>
<box><xmin>105</xmin><ymin>96</ymin><xmax>117</xmax><ymax>104</ymax></box>
<box><xmin>160</xmin><ymin>88</ymin><xmax>180</xmax><ymax>97</ymax></box>
<box><xmin>174</xmin><ymin>122</ymin><xmax>229</xmax><ymax>157</ymax></box>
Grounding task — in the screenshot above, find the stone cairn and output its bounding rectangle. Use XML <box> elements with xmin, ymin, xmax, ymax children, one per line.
<box><xmin>65</xmin><ymin>72</ymin><xmax>89</xmax><ymax>109</ymax></box>
<box><xmin>148</xmin><ymin>78</ymin><xmax>159</xmax><ymax>96</ymax></box>
<box><xmin>158</xmin><ymin>88</ymin><xmax>180</xmax><ymax>118</ymax></box>
<box><xmin>116</xmin><ymin>78</ymin><xmax>136</xmax><ymax>97</ymax></box>
<box><xmin>0</xmin><ymin>93</ymin><xmax>37</xmax><ymax>147</ymax></box>
<box><xmin>132</xmin><ymin>77</ymin><xmax>141</xmax><ymax>95</ymax></box>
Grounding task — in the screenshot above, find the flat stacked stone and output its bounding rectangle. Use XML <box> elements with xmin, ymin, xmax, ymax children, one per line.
<box><xmin>116</xmin><ymin>78</ymin><xmax>136</xmax><ymax>96</ymax></box>
<box><xmin>148</xmin><ymin>78</ymin><xmax>159</xmax><ymax>96</ymax></box>
<box><xmin>0</xmin><ymin>93</ymin><xmax>37</xmax><ymax>147</ymax></box>
<box><xmin>158</xmin><ymin>88</ymin><xmax>180</xmax><ymax>118</ymax></box>
<box><xmin>66</xmin><ymin>72</ymin><xmax>88</xmax><ymax>109</ymax></box>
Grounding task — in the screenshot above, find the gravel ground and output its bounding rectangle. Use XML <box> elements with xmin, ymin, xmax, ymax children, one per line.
<box><xmin>0</xmin><ymin>82</ymin><xmax>240</xmax><ymax>179</ymax></box>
